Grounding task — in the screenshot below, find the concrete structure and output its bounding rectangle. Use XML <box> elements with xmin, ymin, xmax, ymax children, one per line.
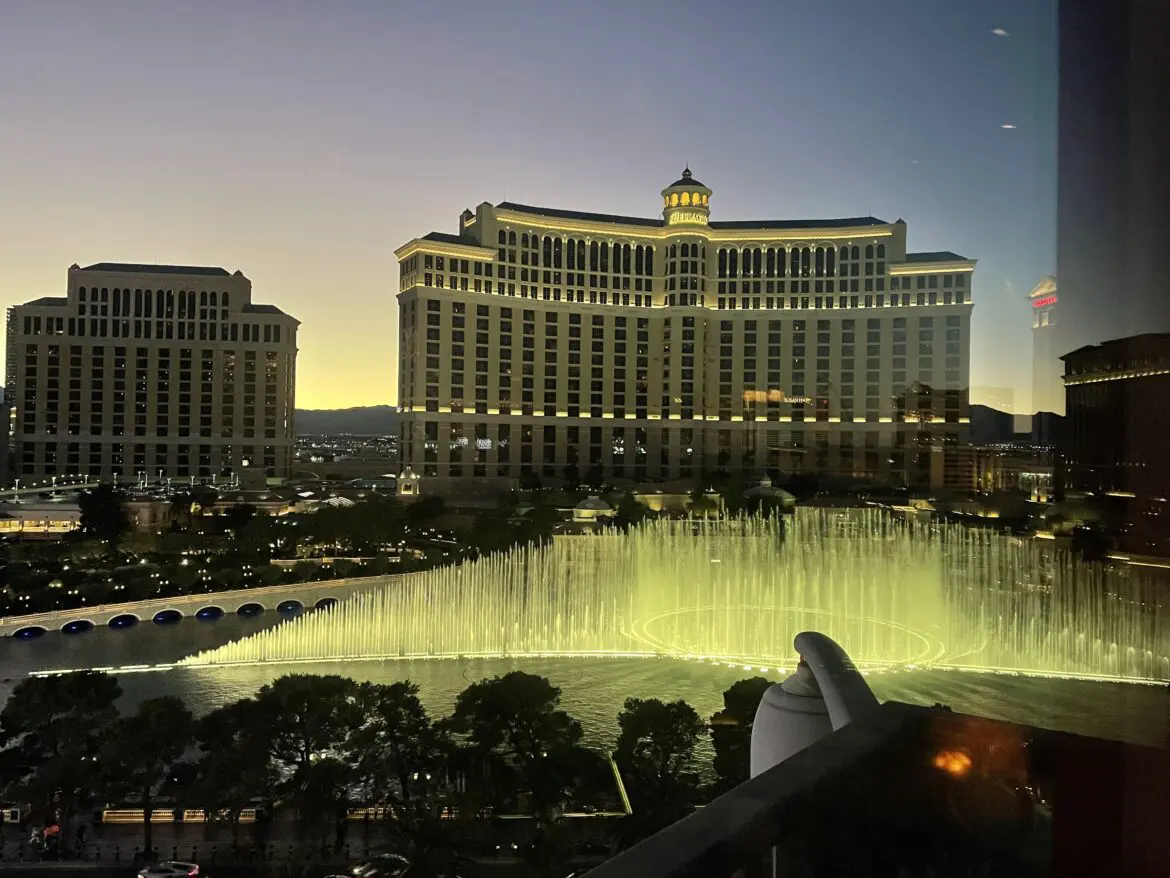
<box><xmin>1029</xmin><ymin>276</ymin><xmax>1062</xmax><ymax>417</ymax></box>
<box><xmin>0</xmin><ymin>500</ymin><xmax>82</xmax><ymax>537</ymax></box>
<box><xmin>1061</xmin><ymin>333</ymin><xmax>1170</xmax><ymax>555</ymax></box>
<box><xmin>0</xmin><ymin>493</ymin><xmax>170</xmax><ymax>538</ymax></box>
<box><xmin>5</xmin><ymin>263</ymin><xmax>299</xmax><ymax>484</ymax></box>
<box><xmin>572</xmin><ymin>495</ymin><xmax>612</xmax><ymax>524</ymax></box>
<box><xmin>395</xmin><ymin>170</ymin><xmax>974</xmax><ymax>493</ymax></box>
<box><xmin>0</xmin><ymin>574</ymin><xmax>394</xmax><ymax>638</ymax></box>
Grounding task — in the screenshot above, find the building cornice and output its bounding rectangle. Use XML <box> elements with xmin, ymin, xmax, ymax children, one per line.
<box><xmin>394</xmin><ymin>238</ymin><xmax>497</xmax><ymax>261</ymax></box>
<box><xmin>491</xmin><ymin>209</ymin><xmax>894</xmax><ymax>244</ymax></box>
<box><xmin>889</xmin><ymin>260</ymin><xmax>976</xmax><ymax>275</ymax></box>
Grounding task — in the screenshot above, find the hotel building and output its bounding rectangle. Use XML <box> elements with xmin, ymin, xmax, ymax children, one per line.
<box><xmin>5</xmin><ymin>263</ymin><xmax>299</xmax><ymax>483</ymax></box>
<box><xmin>395</xmin><ymin>171</ymin><xmax>974</xmax><ymax>492</ymax></box>
<box><xmin>1029</xmin><ymin>276</ymin><xmax>1062</xmax><ymax>417</ymax></box>
<box><xmin>1062</xmin><ymin>333</ymin><xmax>1170</xmax><ymax>555</ymax></box>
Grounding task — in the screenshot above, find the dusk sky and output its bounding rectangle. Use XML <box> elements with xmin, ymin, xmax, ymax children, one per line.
<box><xmin>1</xmin><ymin>0</ymin><xmax>1057</xmax><ymax>412</ymax></box>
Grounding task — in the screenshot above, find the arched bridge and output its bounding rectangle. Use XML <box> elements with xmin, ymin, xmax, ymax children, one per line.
<box><xmin>0</xmin><ymin>575</ymin><xmax>397</xmax><ymax>638</ymax></box>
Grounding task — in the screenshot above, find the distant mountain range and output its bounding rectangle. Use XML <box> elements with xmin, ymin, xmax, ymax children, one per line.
<box><xmin>295</xmin><ymin>405</ymin><xmax>398</xmax><ymax>436</ymax></box>
<box><xmin>970</xmin><ymin>404</ymin><xmax>1065</xmax><ymax>445</ymax></box>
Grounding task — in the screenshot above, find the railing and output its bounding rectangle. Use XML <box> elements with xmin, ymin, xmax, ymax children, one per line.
<box><xmin>0</xmin><ymin>574</ymin><xmax>399</xmax><ymax>634</ymax></box>
<box><xmin>98</xmin><ymin>808</ymin><xmax>258</xmax><ymax>824</ymax></box>
<box><xmin>589</xmin><ymin>702</ymin><xmax>1051</xmax><ymax>878</ymax></box>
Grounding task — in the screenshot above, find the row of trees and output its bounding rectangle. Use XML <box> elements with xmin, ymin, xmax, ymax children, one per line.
<box><xmin>0</xmin><ymin>670</ymin><xmax>772</xmax><ymax>870</ymax></box>
<box><xmin>1</xmin><ymin>490</ymin><xmax>547</xmax><ymax>616</ymax></box>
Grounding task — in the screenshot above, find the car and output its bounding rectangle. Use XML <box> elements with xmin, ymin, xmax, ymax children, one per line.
<box><xmin>137</xmin><ymin>862</ymin><xmax>200</xmax><ymax>878</ymax></box>
<box><xmin>349</xmin><ymin>854</ymin><xmax>409</xmax><ymax>878</ymax></box>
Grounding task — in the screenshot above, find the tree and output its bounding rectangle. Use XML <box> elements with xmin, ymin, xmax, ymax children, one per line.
<box><xmin>245</xmin><ymin>676</ymin><xmax>363</xmax><ymax>845</ymax></box>
<box><xmin>78</xmin><ymin>484</ymin><xmax>132</xmax><ymax>552</ymax></box>
<box><xmin>521</xmin><ymin>819</ymin><xmax>581</xmax><ymax>878</ymax></box>
<box><xmin>710</xmin><ymin>677</ymin><xmax>772</xmax><ymax>792</ymax></box>
<box><xmin>449</xmin><ymin>672</ymin><xmax>584</xmax><ymax>815</ymax></box>
<box><xmin>518</xmin><ymin>469</ymin><xmax>544</xmax><ymax>492</ymax></box>
<box><xmin>515</xmin><ymin>505</ymin><xmax>560</xmax><ymax>549</ymax></box>
<box><xmin>406</xmin><ymin>495</ymin><xmax>446</xmax><ymax>527</ymax></box>
<box><xmin>561</xmin><ymin>463</ymin><xmax>581</xmax><ymax>490</ymax></box>
<box><xmin>101</xmin><ymin>696</ymin><xmax>194</xmax><ymax>857</ymax></box>
<box><xmin>349</xmin><ymin>682</ymin><xmax>450</xmax><ymax>806</ymax></box>
<box><xmin>0</xmin><ymin>671</ymin><xmax>123</xmax><ymax>832</ymax></box>
<box><xmin>614</xmin><ymin>698</ymin><xmax>705</xmax><ymax>807</ymax></box>
<box><xmin>380</xmin><ymin>803</ymin><xmax>475</xmax><ymax>878</ymax></box>
<box><xmin>192</xmin><ymin>698</ymin><xmax>278</xmax><ymax>845</ymax></box>
<box><xmin>222</xmin><ymin>503</ymin><xmax>258</xmax><ymax>536</ymax></box>
<box><xmin>583</xmin><ymin>464</ymin><xmax>605</xmax><ymax>491</ymax></box>
<box><xmin>288</xmin><ymin>756</ymin><xmax>354</xmax><ymax>852</ymax></box>
<box><xmin>611</xmin><ymin>494</ymin><xmax>647</xmax><ymax>533</ymax></box>
<box><xmin>168</xmin><ymin>491</ymin><xmax>198</xmax><ymax>531</ymax></box>
<box><xmin>252</xmin><ymin>675</ymin><xmax>362</xmax><ymax>778</ymax></box>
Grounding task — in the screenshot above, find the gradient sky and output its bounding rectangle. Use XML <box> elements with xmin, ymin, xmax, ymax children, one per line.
<box><xmin>0</xmin><ymin>0</ymin><xmax>1057</xmax><ymax>412</ymax></box>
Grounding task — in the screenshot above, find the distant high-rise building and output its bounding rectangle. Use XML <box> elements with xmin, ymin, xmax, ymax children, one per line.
<box><xmin>5</xmin><ymin>263</ymin><xmax>299</xmax><ymax>483</ymax></box>
<box><xmin>1061</xmin><ymin>333</ymin><xmax>1170</xmax><ymax>555</ymax></box>
<box><xmin>394</xmin><ymin>170</ymin><xmax>974</xmax><ymax>493</ymax></box>
<box><xmin>1029</xmin><ymin>276</ymin><xmax>1062</xmax><ymax>416</ymax></box>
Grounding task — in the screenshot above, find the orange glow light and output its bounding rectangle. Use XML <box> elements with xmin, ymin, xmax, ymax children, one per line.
<box><xmin>932</xmin><ymin>749</ymin><xmax>973</xmax><ymax>778</ymax></box>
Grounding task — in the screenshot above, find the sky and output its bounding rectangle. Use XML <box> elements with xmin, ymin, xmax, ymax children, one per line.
<box><xmin>0</xmin><ymin>0</ymin><xmax>1057</xmax><ymax>412</ymax></box>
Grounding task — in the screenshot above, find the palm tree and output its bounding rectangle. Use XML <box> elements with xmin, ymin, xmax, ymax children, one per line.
<box><xmin>168</xmin><ymin>491</ymin><xmax>196</xmax><ymax>531</ymax></box>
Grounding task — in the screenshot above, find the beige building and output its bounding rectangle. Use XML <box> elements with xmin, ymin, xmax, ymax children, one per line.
<box><xmin>395</xmin><ymin>170</ymin><xmax>974</xmax><ymax>492</ymax></box>
<box><xmin>5</xmin><ymin>263</ymin><xmax>298</xmax><ymax>483</ymax></box>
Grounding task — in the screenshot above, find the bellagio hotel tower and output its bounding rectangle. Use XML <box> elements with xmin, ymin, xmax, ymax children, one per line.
<box><xmin>395</xmin><ymin>170</ymin><xmax>974</xmax><ymax>492</ymax></box>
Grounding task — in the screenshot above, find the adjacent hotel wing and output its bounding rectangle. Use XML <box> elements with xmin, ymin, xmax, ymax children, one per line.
<box><xmin>394</xmin><ymin>170</ymin><xmax>974</xmax><ymax>493</ymax></box>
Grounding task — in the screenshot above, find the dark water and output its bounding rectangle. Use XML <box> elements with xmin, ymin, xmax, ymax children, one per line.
<box><xmin>2</xmin><ymin>614</ymin><xmax>1168</xmax><ymax>750</ymax></box>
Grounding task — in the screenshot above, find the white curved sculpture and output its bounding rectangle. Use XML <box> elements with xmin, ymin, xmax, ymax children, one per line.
<box><xmin>750</xmin><ymin>631</ymin><xmax>880</xmax><ymax>777</ymax></box>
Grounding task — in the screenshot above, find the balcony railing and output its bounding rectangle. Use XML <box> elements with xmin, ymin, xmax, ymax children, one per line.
<box><xmin>590</xmin><ymin>700</ymin><xmax>1170</xmax><ymax>878</ymax></box>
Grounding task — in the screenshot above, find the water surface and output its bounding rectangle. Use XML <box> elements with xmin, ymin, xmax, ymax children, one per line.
<box><xmin>3</xmin><ymin>615</ymin><xmax>1167</xmax><ymax>751</ymax></box>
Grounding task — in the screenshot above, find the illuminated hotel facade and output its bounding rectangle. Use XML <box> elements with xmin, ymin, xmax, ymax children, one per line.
<box><xmin>5</xmin><ymin>263</ymin><xmax>299</xmax><ymax>483</ymax></box>
<box><xmin>1029</xmin><ymin>276</ymin><xmax>1062</xmax><ymax>416</ymax></box>
<box><xmin>395</xmin><ymin>171</ymin><xmax>974</xmax><ymax>492</ymax></box>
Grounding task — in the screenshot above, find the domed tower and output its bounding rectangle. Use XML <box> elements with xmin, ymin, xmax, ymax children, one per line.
<box><xmin>661</xmin><ymin>168</ymin><xmax>712</xmax><ymax>226</ymax></box>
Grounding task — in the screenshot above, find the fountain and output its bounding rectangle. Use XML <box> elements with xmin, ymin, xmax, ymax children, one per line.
<box><xmin>181</xmin><ymin>508</ymin><xmax>1170</xmax><ymax>682</ymax></box>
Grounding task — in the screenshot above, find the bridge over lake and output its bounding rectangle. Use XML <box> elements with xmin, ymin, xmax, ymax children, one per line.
<box><xmin>0</xmin><ymin>575</ymin><xmax>394</xmax><ymax>637</ymax></box>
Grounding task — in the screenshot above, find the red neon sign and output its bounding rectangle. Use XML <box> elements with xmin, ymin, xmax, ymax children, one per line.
<box><xmin>1032</xmin><ymin>295</ymin><xmax>1057</xmax><ymax>308</ymax></box>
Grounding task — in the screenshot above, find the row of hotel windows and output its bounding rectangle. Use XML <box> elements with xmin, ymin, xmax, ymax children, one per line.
<box><xmin>407</xmin><ymin>238</ymin><xmax>962</xmax><ymax>283</ymax></box>
<box><xmin>78</xmin><ymin>287</ymin><xmax>231</xmax><ymax>314</ymax></box>
<box><xmin>411</xmin><ymin>301</ymin><xmax>962</xmax><ymax>342</ymax></box>
<box><xmin>412</xmin><ymin>422</ymin><xmax>963</xmax><ymax>452</ymax></box>
<box><xmin>402</xmin><ymin>423</ymin><xmax>960</xmax><ymax>479</ymax></box>
<box><xmin>404</xmin><ymin>245</ymin><xmax>964</xmax><ymax>287</ymax></box>
<box><xmin>17</xmin><ymin>442</ymin><xmax>282</xmax><ymax>478</ymax></box>
<box><xmin>19</xmin><ymin>344</ymin><xmax>286</xmax><ymax>369</ymax></box>
<box><xmin>18</xmin><ymin>345</ymin><xmax>287</xmax><ymax>438</ymax></box>
<box><xmin>712</xmin><ymin>289</ymin><xmax>967</xmax><ymax>309</ymax></box>
<box><xmin>406</xmin><ymin>278</ymin><xmax>967</xmax><ymax>311</ymax></box>
<box><xmin>18</xmin><ymin>314</ymin><xmax>286</xmax><ymax>343</ymax></box>
<box><xmin>494</xmin><ymin>232</ymin><xmax>657</xmax><ymax>275</ymax></box>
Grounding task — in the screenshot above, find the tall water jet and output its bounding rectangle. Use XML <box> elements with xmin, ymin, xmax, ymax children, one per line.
<box><xmin>180</xmin><ymin>508</ymin><xmax>1170</xmax><ymax>682</ymax></box>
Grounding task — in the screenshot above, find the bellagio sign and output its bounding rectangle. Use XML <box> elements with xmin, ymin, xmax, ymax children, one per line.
<box><xmin>742</xmin><ymin>389</ymin><xmax>813</xmax><ymax>405</ymax></box>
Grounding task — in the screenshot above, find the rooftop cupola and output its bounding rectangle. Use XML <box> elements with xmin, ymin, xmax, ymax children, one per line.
<box><xmin>661</xmin><ymin>167</ymin><xmax>712</xmax><ymax>226</ymax></box>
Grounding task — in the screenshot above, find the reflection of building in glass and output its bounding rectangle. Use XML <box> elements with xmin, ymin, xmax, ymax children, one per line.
<box><xmin>5</xmin><ymin>264</ymin><xmax>299</xmax><ymax>483</ymax></box>
<box><xmin>395</xmin><ymin>170</ymin><xmax>973</xmax><ymax>492</ymax></box>
<box><xmin>1057</xmin><ymin>2</ymin><xmax>1170</xmax><ymax>364</ymax></box>
<box><xmin>1062</xmin><ymin>333</ymin><xmax>1170</xmax><ymax>555</ymax></box>
<box><xmin>1029</xmin><ymin>276</ymin><xmax>1062</xmax><ymax>416</ymax></box>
